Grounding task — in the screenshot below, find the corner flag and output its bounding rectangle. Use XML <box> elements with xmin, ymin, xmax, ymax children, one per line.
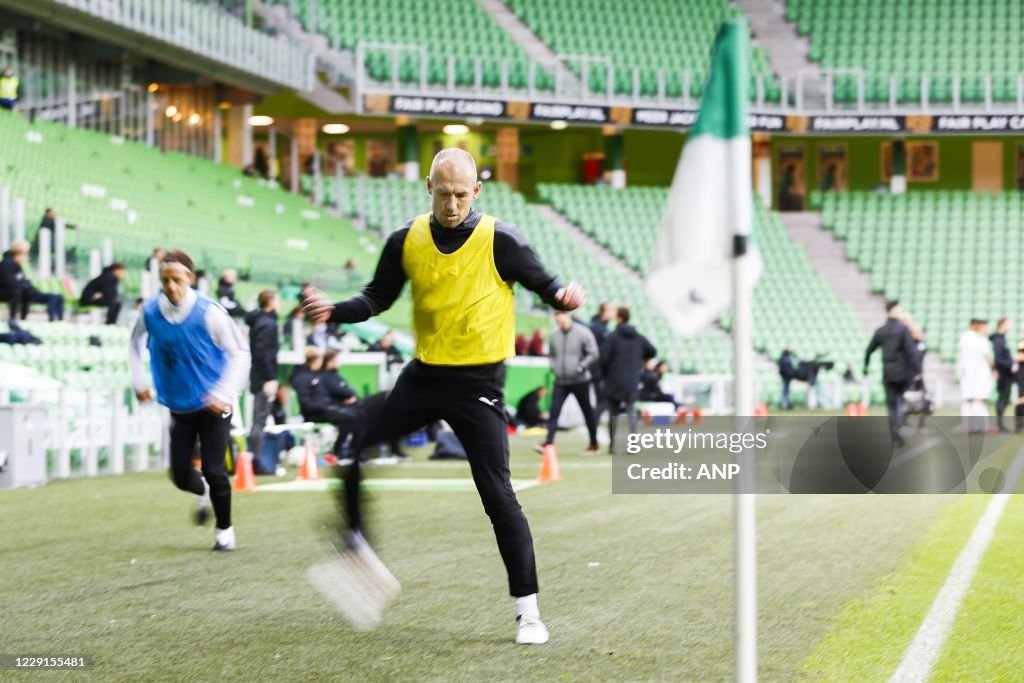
<box><xmin>645</xmin><ymin>18</ymin><xmax>762</xmax><ymax>337</ymax></box>
<box><xmin>645</xmin><ymin>18</ymin><xmax>762</xmax><ymax>683</ymax></box>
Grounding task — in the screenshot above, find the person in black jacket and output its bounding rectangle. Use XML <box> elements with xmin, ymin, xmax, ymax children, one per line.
<box><xmin>588</xmin><ymin>301</ymin><xmax>616</xmax><ymax>426</ymax></box>
<box><xmin>217</xmin><ymin>269</ymin><xmax>246</xmax><ymax>318</ymax></box>
<box><xmin>291</xmin><ymin>347</ymin><xmax>361</xmax><ymax>456</ymax></box>
<box><xmin>246</xmin><ymin>290</ymin><xmax>281</xmax><ymax>460</ymax></box>
<box><xmin>864</xmin><ymin>301</ymin><xmax>916</xmax><ymax>447</ymax></box>
<box><xmin>601</xmin><ymin>307</ymin><xmax>657</xmax><ymax>454</ymax></box>
<box><xmin>0</xmin><ymin>240</ymin><xmax>64</xmax><ymax>321</ymax></box>
<box><xmin>321</xmin><ymin>349</ymin><xmax>408</xmax><ymax>458</ymax></box>
<box><xmin>79</xmin><ymin>262</ymin><xmax>125</xmax><ymax>324</ymax></box>
<box><xmin>639</xmin><ymin>359</ymin><xmax>678</xmax><ymax>408</ymax></box>
<box><xmin>515</xmin><ymin>386</ymin><xmax>549</xmax><ymax>428</ymax></box>
<box><xmin>990</xmin><ymin>317</ymin><xmax>1015</xmax><ymax>432</ymax></box>
<box><xmin>777</xmin><ymin>346</ymin><xmax>798</xmax><ymax>410</ymax></box>
<box><xmin>368</xmin><ymin>329</ymin><xmax>404</xmax><ymax>368</ymax></box>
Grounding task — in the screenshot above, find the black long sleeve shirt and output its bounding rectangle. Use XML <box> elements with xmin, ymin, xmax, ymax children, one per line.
<box><xmin>327</xmin><ymin>210</ymin><xmax>569</xmax><ymax>383</ymax></box>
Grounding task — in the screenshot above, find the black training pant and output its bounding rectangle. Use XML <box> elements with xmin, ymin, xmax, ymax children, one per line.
<box><xmin>345</xmin><ymin>363</ymin><xmax>538</xmax><ymax>597</ymax></box>
<box><xmin>85</xmin><ymin>295</ymin><xmax>121</xmax><ymax>325</ymax></box>
<box><xmin>247</xmin><ymin>390</ymin><xmax>274</xmax><ymax>466</ymax></box>
<box><xmin>884</xmin><ymin>380</ymin><xmax>907</xmax><ymax>441</ymax></box>
<box><xmin>544</xmin><ymin>381</ymin><xmax>598</xmax><ymax>448</ymax></box>
<box><xmin>608</xmin><ymin>391</ymin><xmax>639</xmax><ymax>454</ymax></box>
<box><xmin>995</xmin><ymin>375</ymin><xmax>1013</xmax><ymax>426</ymax></box>
<box><xmin>169</xmin><ymin>408</ymin><xmax>232</xmax><ymax>529</ymax></box>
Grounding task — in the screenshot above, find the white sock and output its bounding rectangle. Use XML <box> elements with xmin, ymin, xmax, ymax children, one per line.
<box><xmin>514</xmin><ymin>594</ymin><xmax>539</xmax><ymax>620</ymax></box>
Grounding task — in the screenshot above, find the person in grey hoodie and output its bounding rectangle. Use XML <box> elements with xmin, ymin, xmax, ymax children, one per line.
<box><xmin>542</xmin><ymin>310</ymin><xmax>601</xmax><ymax>453</ymax></box>
<box><xmin>601</xmin><ymin>306</ymin><xmax>657</xmax><ymax>454</ymax></box>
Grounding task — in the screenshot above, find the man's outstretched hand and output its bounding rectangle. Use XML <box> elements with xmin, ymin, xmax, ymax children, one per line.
<box><xmin>302</xmin><ymin>286</ymin><xmax>335</xmax><ymax>324</ymax></box>
<box><xmin>554</xmin><ymin>281</ymin><xmax>586</xmax><ymax>311</ymax></box>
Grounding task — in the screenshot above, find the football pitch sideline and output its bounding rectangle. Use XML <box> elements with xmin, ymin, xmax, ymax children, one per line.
<box><xmin>1</xmin><ymin>430</ymin><xmax>1022</xmax><ymax>681</ymax></box>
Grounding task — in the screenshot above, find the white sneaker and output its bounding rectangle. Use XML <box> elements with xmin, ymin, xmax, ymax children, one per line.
<box><xmin>515</xmin><ymin>614</ymin><xmax>549</xmax><ymax>645</ymax></box>
<box><xmin>213</xmin><ymin>526</ymin><xmax>236</xmax><ymax>551</ymax></box>
<box><xmin>194</xmin><ymin>479</ymin><xmax>211</xmax><ymax>526</ymax></box>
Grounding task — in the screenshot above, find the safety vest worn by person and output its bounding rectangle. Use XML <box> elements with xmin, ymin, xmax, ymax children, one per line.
<box><xmin>0</xmin><ymin>76</ymin><xmax>18</xmax><ymax>101</ymax></box>
<box><xmin>402</xmin><ymin>213</ymin><xmax>515</xmax><ymax>365</ymax></box>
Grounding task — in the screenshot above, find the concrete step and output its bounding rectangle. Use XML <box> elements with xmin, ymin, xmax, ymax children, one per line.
<box><xmin>475</xmin><ymin>0</ymin><xmax>581</xmax><ymax>91</ymax></box>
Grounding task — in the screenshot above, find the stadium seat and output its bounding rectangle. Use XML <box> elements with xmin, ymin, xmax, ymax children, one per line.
<box><xmin>504</xmin><ymin>0</ymin><xmax>779</xmax><ymax>101</ymax></box>
<box><xmin>790</xmin><ymin>0</ymin><xmax>1024</xmax><ymax>103</ymax></box>
<box><xmin>822</xmin><ymin>191</ymin><xmax>1024</xmax><ymax>363</ymax></box>
<box><xmin>265</xmin><ymin>0</ymin><xmax>550</xmax><ymax>91</ymax></box>
<box><xmin>538</xmin><ymin>182</ymin><xmax>874</xmax><ymax>393</ymax></box>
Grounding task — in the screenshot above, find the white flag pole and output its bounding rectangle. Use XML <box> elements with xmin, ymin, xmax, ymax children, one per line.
<box><xmin>733</xmin><ymin>232</ymin><xmax>756</xmax><ymax>682</ymax></box>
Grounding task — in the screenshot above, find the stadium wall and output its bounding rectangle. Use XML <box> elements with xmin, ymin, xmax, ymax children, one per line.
<box><xmin>772</xmin><ymin>135</ymin><xmax>1024</xmax><ymax>194</ymax></box>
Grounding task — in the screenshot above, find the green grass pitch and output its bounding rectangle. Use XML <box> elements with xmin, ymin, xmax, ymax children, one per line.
<box><xmin>2</xmin><ymin>428</ymin><xmax>1022</xmax><ymax>681</ymax></box>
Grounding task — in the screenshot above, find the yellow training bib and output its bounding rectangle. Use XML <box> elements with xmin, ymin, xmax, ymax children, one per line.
<box><xmin>401</xmin><ymin>213</ymin><xmax>515</xmax><ymax>365</ymax></box>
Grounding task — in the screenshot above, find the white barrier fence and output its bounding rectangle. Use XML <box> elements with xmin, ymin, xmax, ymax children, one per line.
<box><xmin>0</xmin><ymin>387</ymin><xmax>168</xmax><ymax>483</ymax></box>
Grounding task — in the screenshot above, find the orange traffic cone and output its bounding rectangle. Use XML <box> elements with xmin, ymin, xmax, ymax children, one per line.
<box><xmin>753</xmin><ymin>402</ymin><xmax>769</xmax><ymax>417</ymax></box>
<box><xmin>298</xmin><ymin>443</ymin><xmax>322</xmax><ymax>481</ymax></box>
<box><xmin>857</xmin><ymin>402</ymin><xmax>868</xmax><ymax>416</ymax></box>
<box><xmin>845</xmin><ymin>402</ymin><xmax>859</xmax><ymax>416</ymax></box>
<box><xmin>233</xmin><ymin>451</ymin><xmax>257</xmax><ymax>492</ymax></box>
<box><xmin>537</xmin><ymin>444</ymin><xmax>562</xmax><ymax>483</ymax></box>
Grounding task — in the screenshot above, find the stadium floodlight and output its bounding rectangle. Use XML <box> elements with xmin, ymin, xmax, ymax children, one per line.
<box><xmin>322</xmin><ymin>123</ymin><xmax>350</xmax><ymax>134</ymax></box>
<box><xmin>164</xmin><ymin>105</ymin><xmax>177</xmax><ymax>118</ymax></box>
<box><xmin>147</xmin><ymin>83</ymin><xmax>159</xmax><ymax>93</ymax></box>
<box><xmin>188</xmin><ymin>113</ymin><xmax>200</xmax><ymax>126</ymax></box>
<box><xmin>442</xmin><ymin>124</ymin><xmax>469</xmax><ymax>135</ymax></box>
<box><xmin>549</xmin><ymin>120</ymin><xmax>568</xmax><ymax>130</ymax></box>
<box><xmin>171</xmin><ymin>112</ymin><xmax>183</xmax><ymax>123</ymax></box>
<box><xmin>249</xmin><ymin>115</ymin><xmax>274</xmax><ymax>127</ymax></box>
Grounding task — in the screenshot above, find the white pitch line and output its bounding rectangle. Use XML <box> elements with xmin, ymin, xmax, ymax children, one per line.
<box><xmin>888</xmin><ymin>447</ymin><xmax>1024</xmax><ymax>683</ymax></box>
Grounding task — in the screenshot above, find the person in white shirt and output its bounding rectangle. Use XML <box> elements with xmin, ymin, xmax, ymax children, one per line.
<box><xmin>958</xmin><ymin>318</ymin><xmax>995</xmax><ymax>433</ymax></box>
<box><xmin>128</xmin><ymin>249</ymin><xmax>250</xmax><ymax>550</ymax></box>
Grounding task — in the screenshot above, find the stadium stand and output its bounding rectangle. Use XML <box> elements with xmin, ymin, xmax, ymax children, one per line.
<box><xmin>822</xmin><ymin>191</ymin><xmax>1024</xmax><ymax>364</ymax></box>
<box><xmin>501</xmin><ymin>0</ymin><xmax>780</xmax><ymax>100</ymax></box>
<box><xmin>788</xmin><ymin>0</ymin><xmax>1024</xmax><ymax>103</ymax></box>
<box><xmin>0</xmin><ymin>110</ymin><xmax>379</xmax><ymax>293</ymax></box>
<box><xmin>268</xmin><ymin>0</ymin><xmax>555</xmax><ymax>90</ymax></box>
<box><xmin>539</xmin><ymin>182</ymin><xmax>874</xmax><ymax>402</ymax></box>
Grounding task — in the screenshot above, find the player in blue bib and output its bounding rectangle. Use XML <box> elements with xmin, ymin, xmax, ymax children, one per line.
<box><xmin>129</xmin><ymin>250</ymin><xmax>250</xmax><ymax>550</ymax></box>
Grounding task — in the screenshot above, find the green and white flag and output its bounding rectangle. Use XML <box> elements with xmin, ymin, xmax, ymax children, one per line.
<box><xmin>646</xmin><ymin>18</ymin><xmax>762</xmax><ymax>337</ymax></box>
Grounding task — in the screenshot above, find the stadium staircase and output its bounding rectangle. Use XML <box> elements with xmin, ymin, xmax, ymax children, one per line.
<box><xmin>475</xmin><ymin>0</ymin><xmax>581</xmax><ymax>95</ymax></box>
<box><xmin>263</xmin><ymin>0</ymin><xmax>556</xmax><ymax>92</ymax></box>
<box><xmin>498</xmin><ymin>0</ymin><xmax>780</xmax><ymax>100</ymax></box>
<box><xmin>780</xmin><ymin>211</ymin><xmax>957</xmax><ymax>401</ymax></box>
<box><xmin>254</xmin><ymin>0</ymin><xmax>358</xmax><ymax>103</ymax></box>
<box><xmin>734</xmin><ymin>0</ymin><xmax>825</xmax><ymax>107</ymax></box>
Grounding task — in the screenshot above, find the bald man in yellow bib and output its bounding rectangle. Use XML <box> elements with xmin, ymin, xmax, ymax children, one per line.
<box><xmin>304</xmin><ymin>148</ymin><xmax>584</xmax><ymax>645</ymax></box>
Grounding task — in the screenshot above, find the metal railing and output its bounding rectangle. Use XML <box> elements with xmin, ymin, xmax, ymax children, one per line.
<box><xmin>54</xmin><ymin>0</ymin><xmax>315</xmax><ymax>91</ymax></box>
<box><xmin>354</xmin><ymin>42</ymin><xmax>1024</xmax><ymax>115</ymax></box>
<box><xmin>0</xmin><ymin>388</ymin><xmax>168</xmax><ymax>481</ymax></box>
